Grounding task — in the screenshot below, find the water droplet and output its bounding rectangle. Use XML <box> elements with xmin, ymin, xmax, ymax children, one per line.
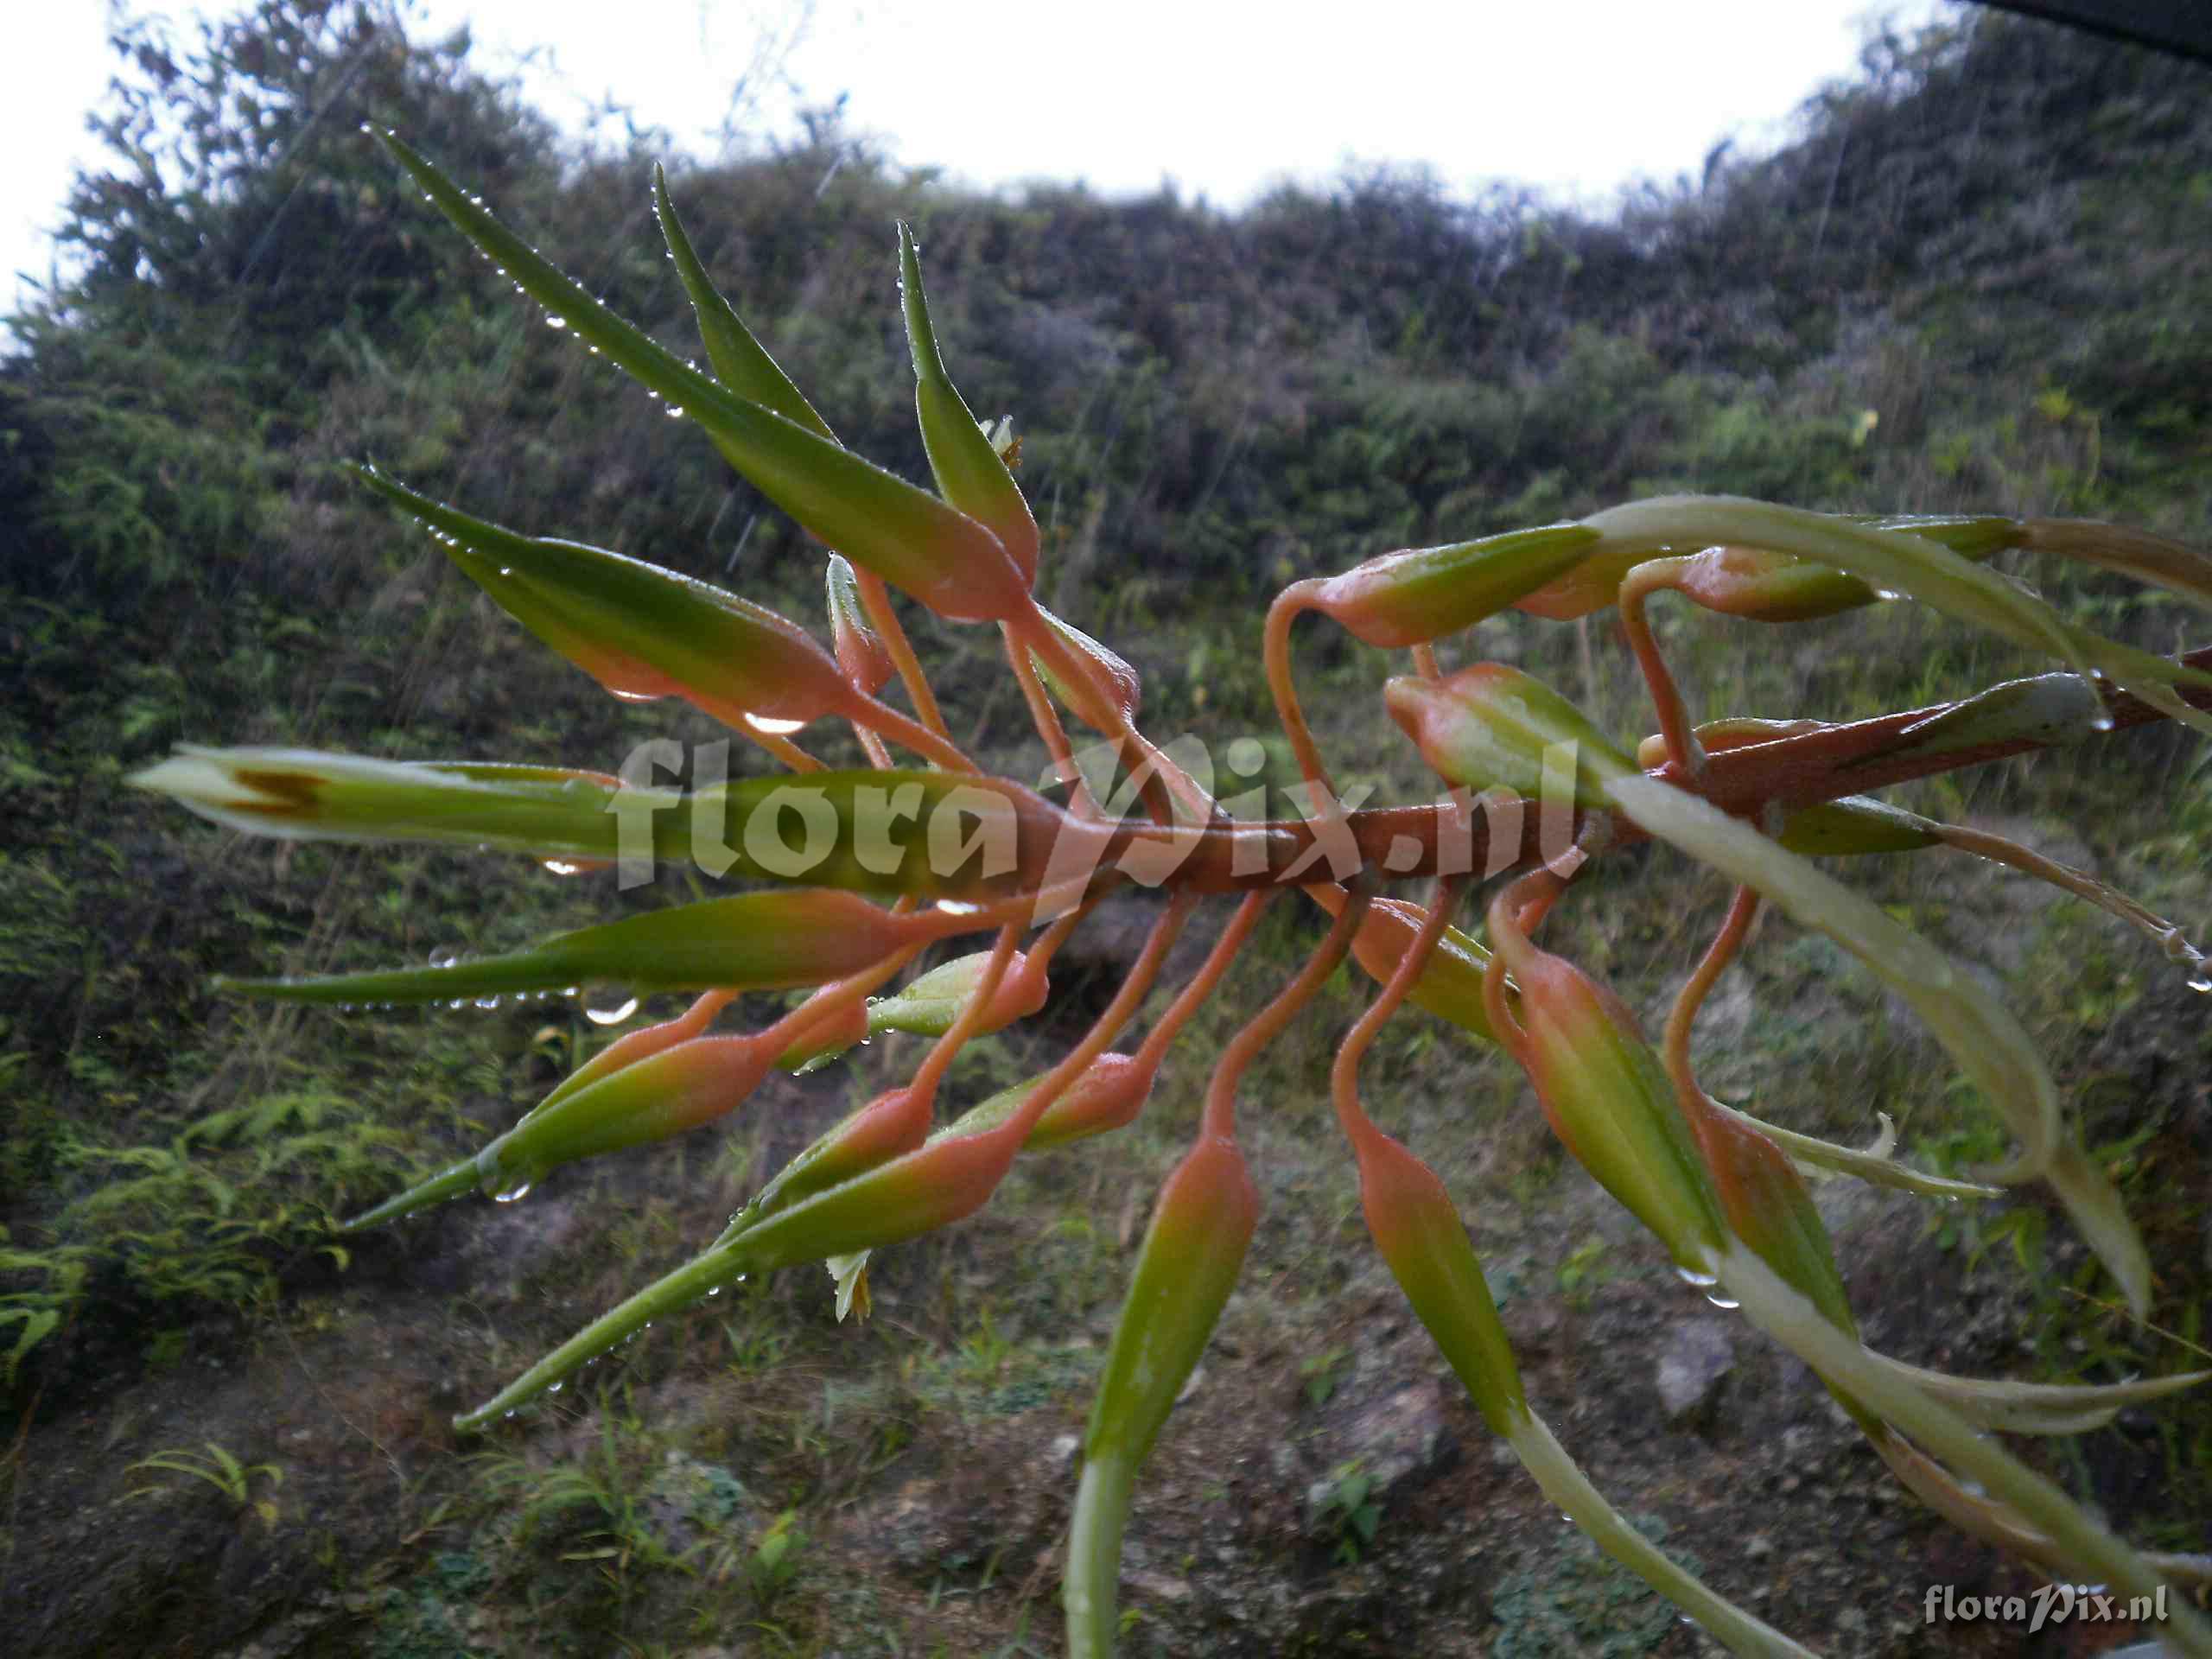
<box><xmin>546</xmin><ymin>1381</ymin><xmax>562</xmax><ymax>1393</ymax></box>
<box><xmin>664</xmin><ymin>404</ymin><xmax>685</xmax><ymax>419</ymax></box>
<box><xmin>933</xmin><ymin>898</ymin><xmax>982</xmax><ymax>916</ymax></box>
<box><xmin>706</xmin><ymin>1286</ymin><xmax>720</xmax><ymax>1297</ymax></box>
<box><xmin>474</xmin><ymin>994</ymin><xmax>502</xmax><ymax>1011</ymax></box>
<box><xmin>446</xmin><ymin>998</ymin><xmax>468</xmax><ymax>1011</ymax></box>
<box><xmin>741</xmin><ymin>712</ymin><xmax>806</xmax><ymax>736</ymax></box>
<box><xmin>1705</xmin><ymin>1293</ymin><xmax>1741</xmax><ymax>1311</ymax></box>
<box><xmin>539</xmin><ymin>858</ymin><xmax>590</xmax><ymax>877</ymax></box>
<box><xmin>428</xmin><ymin>944</ymin><xmax>463</xmax><ymax>969</ymax></box>
<box><xmin>545</xmin><ymin>315</ymin><xmax>568</xmax><ymax>330</ymax></box>
<box><xmin>2190</xmin><ymin>970</ymin><xmax>2212</xmax><ymax>995</ymax></box>
<box><xmin>582</xmin><ymin>984</ymin><xmax>639</xmax><ymax>1026</ymax></box>
<box><xmin>607</xmin><ymin>687</ymin><xmax>664</xmax><ymax>704</ymax></box>
<box><xmin>1673</xmin><ymin>1265</ymin><xmax>1719</xmax><ymax>1289</ymax></box>
<box><xmin>503</xmin><ymin>1408</ymin><xmax>518</xmax><ymax>1420</ymax></box>
<box><xmin>492</xmin><ymin>1177</ymin><xmax>533</xmax><ymax>1203</ymax></box>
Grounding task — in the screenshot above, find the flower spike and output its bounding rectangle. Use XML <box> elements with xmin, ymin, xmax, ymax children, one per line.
<box><xmin>122</xmin><ymin>131</ymin><xmax>2212</xmax><ymax>1658</ymax></box>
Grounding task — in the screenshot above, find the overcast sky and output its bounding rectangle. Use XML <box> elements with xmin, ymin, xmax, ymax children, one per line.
<box><xmin>4</xmin><ymin>0</ymin><xmax>1954</xmax><ymax>328</ymax></box>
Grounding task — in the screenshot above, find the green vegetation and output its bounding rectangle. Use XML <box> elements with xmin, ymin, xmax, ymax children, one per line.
<box><xmin>125</xmin><ymin>1439</ymin><xmax>284</xmax><ymax>1525</ymax></box>
<box><xmin>1312</xmin><ymin>1460</ymin><xmax>1382</xmax><ymax>1567</ymax></box>
<box><xmin>5</xmin><ymin>4</ymin><xmax>2212</xmax><ymax>1656</ymax></box>
<box><xmin>1490</xmin><ymin>1514</ymin><xmax>1700</xmax><ymax>1658</ymax></box>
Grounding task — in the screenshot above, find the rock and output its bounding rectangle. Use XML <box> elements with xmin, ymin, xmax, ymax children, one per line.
<box><xmin>1341</xmin><ymin>1380</ymin><xmax>1459</xmax><ymax>1502</ymax></box>
<box><xmin>1300</xmin><ymin>1376</ymin><xmax>1459</xmax><ymax>1543</ymax></box>
<box><xmin>1655</xmin><ymin>1318</ymin><xmax>1736</xmax><ymax>1424</ymax></box>
<box><xmin>1499</xmin><ymin>1294</ymin><xmax>1562</xmax><ymax>1357</ymax></box>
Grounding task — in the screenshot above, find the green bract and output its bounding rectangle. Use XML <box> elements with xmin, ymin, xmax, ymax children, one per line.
<box><xmin>216</xmin><ymin>891</ymin><xmax>976</xmax><ymax>1005</ymax></box>
<box><xmin>898</xmin><ymin>222</ymin><xmax>1040</xmax><ymax>584</ymax></box>
<box><xmin>352</xmin><ymin>465</ymin><xmax>856</xmax><ymax>728</ymax></box>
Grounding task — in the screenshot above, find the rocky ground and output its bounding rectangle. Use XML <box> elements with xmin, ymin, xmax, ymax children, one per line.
<box><xmin>9</xmin><ymin>986</ymin><xmax>2205</xmax><ymax>1659</ymax></box>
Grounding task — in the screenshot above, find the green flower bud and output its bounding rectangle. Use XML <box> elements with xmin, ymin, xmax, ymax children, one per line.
<box><xmin>1068</xmin><ymin>1135</ymin><xmax>1258</xmax><ymax>1655</ymax></box>
<box><xmin>825</xmin><ymin>554</ymin><xmax>894</xmax><ymax>695</ymax></box>
<box><xmin>1086</xmin><ymin>1137</ymin><xmax>1257</xmax><ymax>1467</ymax></box>
<box><xmin>1357</xmin><ymin>1131</ymin><xmax>1525</xmax><ymax>1433</ymax></box>
<box><xmin>477</xmin><ymin>1035</ymin><xmax>776</xmax><ymax>1199</ymax></box>
<box><xmin>867</xmin><ymin>948</ymin><xmax>1049</xmax><ymax>1040</ymax></box>
<box><xmin>1301</xmin><ymin>524</ymin><xmax>1601</xmax><ymax>647</ymax></box>
<box><xmin>1309</xmin><ymin>885</ymin><xmax>1502</xmax><ymax>1045</ymax></box>
<box><xmin>1488</xmin><ymin>893</ymin><xmax>1728</xmax><ymax>1269</ymax></box>
<box><xmin>1688</xmin><ymin>1108</ymin><xmax>1856</xmax><ymax>1338</ymax></box>
<box><xmin>1385</xmin><ymin>664</ymin><xmax>1637</xmax><ymax>810</ymax></box>
<box><xmin>1030</xmin><ymin>607</ymin><xmax>1143</xmax><ymax>728</ymax></box>
<box><xmin>933</xmin><ymin>1054</ymin><xmax>1157</xmax><ymax>1151</ymax></box>
<box><xmin>1774</xmin><ymin>798</ymin><xmax>1944</xmax><ymax>857</ymax></box>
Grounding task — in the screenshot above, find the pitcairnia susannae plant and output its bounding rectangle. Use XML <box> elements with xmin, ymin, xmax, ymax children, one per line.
<box><xmin>131</xmin><ymin>131</ymin><xmax>2212</xmax><ymax>1657</ymax></box>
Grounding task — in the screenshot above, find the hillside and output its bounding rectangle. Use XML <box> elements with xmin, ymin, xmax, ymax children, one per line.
<box><xmin>3</xmin><ymin>3</ymin><xmax>2209</xmax><ymax>1654</ymax></box>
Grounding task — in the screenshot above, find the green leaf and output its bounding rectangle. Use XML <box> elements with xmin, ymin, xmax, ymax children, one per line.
<box><xmin>2</xmin><ymin>1306</ymin><xmax>60</xmax><ymax>1382</ymax></box>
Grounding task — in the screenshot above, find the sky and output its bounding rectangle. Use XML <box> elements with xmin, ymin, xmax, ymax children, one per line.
<box><xmin>3</xmin><ymin>0</ymin><xmax>1954</xmax><ymax>327</ymax></box>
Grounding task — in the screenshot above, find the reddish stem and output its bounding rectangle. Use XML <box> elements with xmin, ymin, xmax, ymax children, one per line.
<box><xmin>1662</xmin><ymin>885</ymin><xmax>1761</xmax><ymax>1100</ymax></box>
<box><xmin>1116</xmin><ymin>642</ymin><xmax>2212</xmax><ymax>890</ymax></box>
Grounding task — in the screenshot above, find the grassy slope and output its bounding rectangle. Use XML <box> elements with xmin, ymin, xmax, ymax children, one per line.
<box><xmin>3</xmin><ymin>8</ymin><xmax>2210</xmax><ymax>1654</ymax></box>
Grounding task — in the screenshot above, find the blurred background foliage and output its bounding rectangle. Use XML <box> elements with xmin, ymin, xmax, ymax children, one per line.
<box><xmin>3</xmin><ymin>3</ymin><xmax>2210</xmax><ymax>1652</ymax></box>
